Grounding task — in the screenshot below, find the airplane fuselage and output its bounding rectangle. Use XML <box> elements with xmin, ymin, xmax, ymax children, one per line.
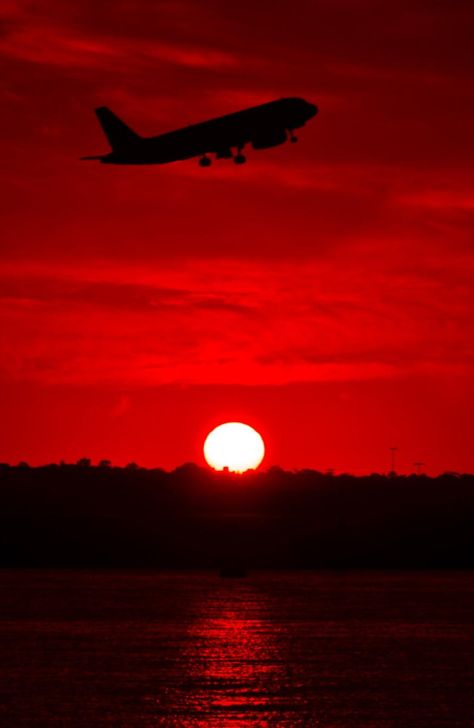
<box><xmin>86</xmin><ymin>97</ymin><xmax>317</xmax><ymax>166</ymax></box>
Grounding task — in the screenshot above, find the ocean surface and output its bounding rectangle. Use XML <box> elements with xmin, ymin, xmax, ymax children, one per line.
<box><xmin>0</xmin><ymin>571</ymin><xmax>473</xmax><ymax>726</ymax></box>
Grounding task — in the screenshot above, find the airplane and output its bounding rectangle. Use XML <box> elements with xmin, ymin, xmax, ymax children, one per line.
<box><xmin>82</xmin><ymin>97</ymin><xmax>318</xmax><ymax>167</ymax></box>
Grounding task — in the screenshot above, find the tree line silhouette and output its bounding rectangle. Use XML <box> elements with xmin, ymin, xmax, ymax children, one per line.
<box><xmin>0</xmin><ymin>462</ymin><xmax>472</xmax><ymax>569</ymax></box>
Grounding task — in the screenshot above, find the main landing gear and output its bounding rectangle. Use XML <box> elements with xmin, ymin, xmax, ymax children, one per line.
<box><xmin>288</xmin><ymin>129</ymin><xmax>298</xmax><ymax>143</ymax></box>
<box><xmin>233</xmin><ymin>145</ymin><xmax>246</xmax><ymax>164</ymax></box>
<box><xmin>198</xmin><ymin>146</ymin><xmax>247</xmax><ymax>166</ymax></box>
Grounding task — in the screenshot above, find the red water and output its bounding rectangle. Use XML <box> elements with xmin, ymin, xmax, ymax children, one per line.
<box><xmin>0</xmin><ymin>571</ymin><xmax>473</xmax><ymax>726</ymax></box>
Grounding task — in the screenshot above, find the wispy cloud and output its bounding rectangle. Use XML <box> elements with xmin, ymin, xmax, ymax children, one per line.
<box><xmin>396</xmin><ymin>190</ymin><xmax>474</xmax><ymax>211</ymax></box>
<box><xmin>1</xmin><ymin>254</ymin><xmax>471</xmax><ymax>386</ymax></box>
<box><xmin>0</xmin><ymin>23</ymin><xmax>240</xmax><ymax>70</ymax></box>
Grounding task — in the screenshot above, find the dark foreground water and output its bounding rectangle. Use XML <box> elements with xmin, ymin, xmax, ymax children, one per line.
<box><xmin>0</xmin><ymin>572</ymin><xmax>473</xmax><ymax>727</ymax></box>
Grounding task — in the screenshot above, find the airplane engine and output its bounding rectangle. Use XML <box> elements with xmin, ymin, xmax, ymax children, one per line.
<box><xmin>251</xmin><ymin>128</ymin><xmax>287</xmax><ymax>149</ymax></box>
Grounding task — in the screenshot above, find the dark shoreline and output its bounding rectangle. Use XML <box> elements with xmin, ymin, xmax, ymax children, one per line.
<box><xmin>1</xmin><ymin>464</ymin><xmax>473</xmax><ymax>569</ymax></box>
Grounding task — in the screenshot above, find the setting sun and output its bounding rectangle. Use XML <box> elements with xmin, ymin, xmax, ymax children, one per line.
<box><xmin>203</xmin><ymin>422</ymin><xmax>265</xmax><ymax>473</ymax></box>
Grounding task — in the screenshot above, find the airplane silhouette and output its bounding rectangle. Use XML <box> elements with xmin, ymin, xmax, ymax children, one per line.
<box><xmin>82</xmin><ymin>97</ymin><xmax>318</xmax><ymax>167</ymax></box>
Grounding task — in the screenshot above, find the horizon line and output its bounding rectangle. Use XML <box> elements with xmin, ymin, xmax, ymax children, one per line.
<box><xmin>1</xmin><ymin>461</ymin><xmax>470</xmax><ymax>478</ymax></box>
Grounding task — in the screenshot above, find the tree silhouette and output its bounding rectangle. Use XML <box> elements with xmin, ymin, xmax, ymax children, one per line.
<box><xmin>0</xmin><ymin>463</ymin><xmax>472</xmax><ymax>568</ymax></box>
<box><xmin>77</xmin><ymin>458</ymin><xmax>92</xmax><ymax>467</ymax></box>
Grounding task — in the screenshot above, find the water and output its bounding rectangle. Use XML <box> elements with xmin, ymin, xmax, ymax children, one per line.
<box><xmin>0</xmin><ymin>571</ymin><xmax>473</xmax><ymax>726</ymax></box>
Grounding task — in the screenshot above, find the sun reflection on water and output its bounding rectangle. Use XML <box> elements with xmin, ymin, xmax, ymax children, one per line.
<box><xmin>153</xmin><ymin>579</ymin><xmax>311</xmax><ymax>726</ymax></box>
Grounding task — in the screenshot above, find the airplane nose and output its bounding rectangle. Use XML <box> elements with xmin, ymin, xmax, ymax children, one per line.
<box><xmin>308</xmin><ymin>103</ymin><xmax>318</xmax><ymax>117</ymax></box>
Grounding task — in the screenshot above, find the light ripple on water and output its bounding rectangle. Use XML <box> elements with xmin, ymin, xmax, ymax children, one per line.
<box><xmin>0</xmin><ymin>571</ymin><xmax>473</xmax><ymax>726</ymax></box>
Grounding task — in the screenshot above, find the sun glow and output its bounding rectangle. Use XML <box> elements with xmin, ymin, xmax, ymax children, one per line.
<box><xmin>203</xmin><ymin>422</ymin><xmax>265</xmax><ymax>473</ymax></box>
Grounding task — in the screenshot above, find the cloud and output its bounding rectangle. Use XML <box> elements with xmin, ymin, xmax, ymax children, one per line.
<box><xmin>168</xmin><ymin>158</ymin><xmax>407</xmax><ymax>195</ymax></box>
<box><xmin>396</xmin><ymin>190</ymin><xmax>474</xmax><ymax>211</ymax></box>
<box><xmin>0</xmin><ymin>266</ymin><xmax>257</xmax><ymax>314</ymax></box>
<box><xmin>0</xmin><ymin>22</ymin><xmax>239</xmax><ymax>70</ymax></box>
<box><xmin>1</xmin><ymin>254</ymin><xmax>472</xmax><ymax>386</ymax></box>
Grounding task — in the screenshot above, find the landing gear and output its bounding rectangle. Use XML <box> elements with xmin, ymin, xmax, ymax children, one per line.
<box><xmin>233</xmin><ymin>144</ymin><xmax>247</xmax><ymax>165</ymax></box>
<box><xmin>198</xmin><ymin>155</ymin><xmax>212</xmax><ymax>167</ymax></box>
<box><xmin>288</xmin><ymin>129</ymin><xmax>298</xmax><ymax>143</ymax></box>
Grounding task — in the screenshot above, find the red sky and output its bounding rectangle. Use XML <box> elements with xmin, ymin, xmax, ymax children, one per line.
<box><xmin>0</xmin><ymin>0</ymin><xmax>473</xmax><ymax>474</ymax></box>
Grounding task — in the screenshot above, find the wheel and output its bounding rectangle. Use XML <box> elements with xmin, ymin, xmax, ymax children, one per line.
<box><xmin>234</xmin><ymin>154</ymin><xmax>247</xmax><ymax>165</ymax></box>
<box><xmin>199</xmin><ymin>156</ymin><xmax>212</xmax><ymax>167</ymax></box>
<box><xmin>290</xmin><ymin>136</ymin><xmax>298</xmax><ymax>143</ymax></box>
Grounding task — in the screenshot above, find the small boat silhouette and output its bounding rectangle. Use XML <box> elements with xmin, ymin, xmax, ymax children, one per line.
<box><xmin>219</xmin><ymin>563</ymin><xmax>247</xmax><ymax>578</ymax></box>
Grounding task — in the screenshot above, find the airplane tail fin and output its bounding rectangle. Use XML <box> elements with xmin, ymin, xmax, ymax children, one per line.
<box><xmin>95</xmin><ymin>107</ymin><xmax>141</xmax><ymax>151</ymax></box>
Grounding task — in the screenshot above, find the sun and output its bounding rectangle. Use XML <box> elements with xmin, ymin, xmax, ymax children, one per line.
<box><xmin>203</xmin><ymin>422</ymin><xmax>265</xmax><ymax>473</ymax></box>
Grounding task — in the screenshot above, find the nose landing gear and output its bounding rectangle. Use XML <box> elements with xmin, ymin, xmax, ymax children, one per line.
<box><xmin>198</xmin><ymin>155</ymin><xmax>212</xmax><ymax>167</ymax></box>
<box><xmin>288</xmin><ymin>130</ymin><xmax>298</xmax><ymax>143</ymax></box>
